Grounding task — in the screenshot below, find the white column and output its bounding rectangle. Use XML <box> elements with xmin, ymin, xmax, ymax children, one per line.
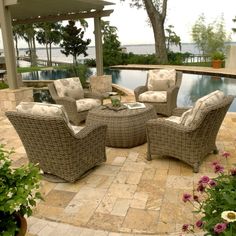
<box><xmin>94</xmin><ymin>16</ymin><xmax>103</xmax><ymax>76</ymax></box>
<box><xmin>0</xmin><ymin>0</ymin><xmax>18</xmax><ymax>89</ymax></box>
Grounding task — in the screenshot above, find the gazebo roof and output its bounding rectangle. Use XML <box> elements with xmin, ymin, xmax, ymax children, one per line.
<box><xmin>6</xmin><ymin>0</ymin><xmax>114</xmax><ymax>24</ymax></box>
<box><xmin>0</xmin><ymin>0</ymin><xmax>114</xmax><ymax>89</ymax></box>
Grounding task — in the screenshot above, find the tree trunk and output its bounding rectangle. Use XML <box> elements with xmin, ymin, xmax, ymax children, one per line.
<box><xmin>31</xmin><ymin>37</ymin><xmax>37</xmax><ymax>67</ymax></box>
<box><xmin>14</xmin><ymin>36</ymin><xmax>20</xmax><ymax>67</ymax></box>
<box><xmin>49</xmin><ymin>43</ymin><xmax>52</xmax><ymax>66</ymax></box>
<box><xmin>143</xmin><ymin>0</ymin><xmax>168</xmax><ymax>64</ymax></box>
<box><xmin>45</xmin><ymin>43</ymin><xmax>50</xmax><ymax>66</ymax></box>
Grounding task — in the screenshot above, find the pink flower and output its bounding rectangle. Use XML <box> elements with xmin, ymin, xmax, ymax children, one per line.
<box><xmin>196</xmin><ymin>220</ymin><xmax>204</xmax><ymax>228</ymax></box>
<box><xmin>200</xmin><ymin>175</ymin><xmax>210</xmax><ymax>184</ymax></box>
<box><xmin>197</xmin><ymin>184</ymin><xmax>205</xmax><ymax>193</ymax></box>
<box><xmin>214</xmin><ymin>223</ymin><xmax>227</xmax><ymax>234</ymax></box>
<box><xmin>212</xmin><ymin>161</ymin><xmax>219</xmax><ymax>166</ymax></box>
<box><xmin>209</xmin><ymin>180</ymin><xmax>217</xmax><ymax>187</ymax></box>
<box><xmin>222</xmin><ymin>151</ymin><xmax>230</xmax><ymax>158</ymax></box>
<box><xmin>214</xmin><ymin>164</ymin><xmax>224</xmax><ymax>173</ymax></box>
<box><xmin>182</xmin><ymin>193</ymin><xmax>192</xmax><ymax>202</ymax></box>
<box><xmin>230</xmin><ymin>168</ymin><xmax>236</xmax><ymax>176</ymax></box>
<box><xmin>182</xmin><ymin>224</ymin><xmax>189</xmax><ymax>232</ymax></box>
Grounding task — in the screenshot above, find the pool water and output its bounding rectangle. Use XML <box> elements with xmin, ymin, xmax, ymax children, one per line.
<box><xmin>21</xmin><ymin>68</ymin><xmax>236</xmax><ymax>112</ymax></box>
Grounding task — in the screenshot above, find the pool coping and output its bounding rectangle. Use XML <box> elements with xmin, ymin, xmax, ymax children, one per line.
<box><xmin>110</xmin><ymin>64</ymin><xmax>236</xmax><ymax>78</ymax></box>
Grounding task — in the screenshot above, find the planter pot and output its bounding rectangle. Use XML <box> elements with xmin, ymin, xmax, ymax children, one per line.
<box><xmin>15</xmin><ymin>214</ymin><xmax>27</xmax><ymax>236</ymax></box>
<box><xmin>212</xmin><ymin>60</ymin><xmax>223</xmax><ymax>68</ymax></box>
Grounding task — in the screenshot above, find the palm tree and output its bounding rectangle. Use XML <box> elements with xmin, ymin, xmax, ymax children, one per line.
<box><xmin>36</xmin><ymin>22</ymin><xmax>62</xmax><ymax>66</ymax></box>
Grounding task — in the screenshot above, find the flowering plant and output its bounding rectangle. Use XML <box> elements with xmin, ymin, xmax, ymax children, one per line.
<box><xmin>182</xmin><ymin>151</ymin><xmax>236</xmax><ymax>235</ymax></box>
<box><xmin>0</xmin><ymin>144</ymin><xmax>42</xmax><ymax>235</ymax></box>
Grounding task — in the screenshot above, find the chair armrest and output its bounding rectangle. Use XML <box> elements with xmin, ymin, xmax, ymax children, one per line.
<box><xmin>84</xmin><ymin>91</ymin><xmax>103</xmax><ymax>100</ymax></box>
<box><xmin>74</xmin><ymin>123</ymin><xmax>107</xmax><ymax>139</ymax></box>
<box><xmin>134</xmin><ymin>86</ymin><xmax>148</xmax><ymax>101</ymax></box>
<box><xmin>172</xmin><ymin>107</ymin><xmax>191</xmax><ymax>116</ymax></box>
<box><xmin>146</xmin><ymin>118</ymin><xmax>194</xmax><ymax>134</ymax></box>
<box><xmin>54</xmin><ymin>96</ymin><xmax>75</xmax><ymax>104</ymax></box>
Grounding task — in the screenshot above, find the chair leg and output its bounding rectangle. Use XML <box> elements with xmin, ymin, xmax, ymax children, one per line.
<box><xmin>213</xmin><ymin>149</ymin><xmax>219</xmax><ymax>154</ymax></box>
<box><xmin>193</xmin><ymin>163</ymin><xmax>199</xmax><ymax>173</ymax></box>
<box><xmin>147</xmin><ymin>151</ymin><xmax>152</xmax><ymax>161</ymax></box>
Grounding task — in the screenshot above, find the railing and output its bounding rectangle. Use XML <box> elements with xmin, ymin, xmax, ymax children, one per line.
<box><xmin>184</xmin><ymin>54</ymin><xmax>211</xmax><ymax>63</ymax></box>
<box><xmin>18</xmin><ymin>56</ymin><xmax>72</xmax><ymax>66</ymax></box>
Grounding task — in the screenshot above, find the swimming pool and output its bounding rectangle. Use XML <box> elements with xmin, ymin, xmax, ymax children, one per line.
<box><xmin>21</xmin><ymin>68</ymin><xmax>236</xmax><ymax>112</ymax></box>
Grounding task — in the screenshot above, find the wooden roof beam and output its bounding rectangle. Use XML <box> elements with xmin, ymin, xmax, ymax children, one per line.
<box><xmin>12</xmin><ymin>9</ymin><xmax>114</xmax><ymax>25</ymax></box>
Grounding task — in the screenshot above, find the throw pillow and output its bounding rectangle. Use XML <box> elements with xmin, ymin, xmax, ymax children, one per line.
<box><xmin>54</xmin><ymin>77</ymin><xmax>84</xmax><ymax>100</ymax></box>
<box><xmin>147</xmin><ymin>69</ymin><xmax>176</xmax><ymax>91</ymax></box>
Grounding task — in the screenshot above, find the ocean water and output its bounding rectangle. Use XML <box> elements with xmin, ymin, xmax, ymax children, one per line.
<box><xmin>18</xmin><ymin>43</ymin><xmax>203</xmax><ymax>64</ymax></box>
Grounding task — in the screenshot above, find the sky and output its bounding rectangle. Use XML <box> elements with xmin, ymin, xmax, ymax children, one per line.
<box><xmin>0</xmin><ymin>0</ymin><xmax>236</xmax><ymax>49</ymax></box>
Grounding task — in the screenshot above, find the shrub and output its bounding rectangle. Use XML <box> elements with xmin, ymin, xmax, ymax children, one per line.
<box><xmin>0</xmin><ymin>82</ymin><xmax>9</xmax><ymax>90</ymax></box>
<box><xmin>0</xmin><ymin>144</ymin><xmax>42</xmax><ymax>235</ymax></box>
<box><xmin>182</xmin><ymin>151</ymin><xmax>236</xmax><ymax>235</ymax></box>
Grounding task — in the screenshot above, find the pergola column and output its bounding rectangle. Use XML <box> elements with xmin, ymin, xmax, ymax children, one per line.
<box><xmin>94</xmin><ymin>16</ymin><xmax>103</xmax><ymax>76</ymax></box>
<box><xmin>0</xmin><ymin>0</ymin><xmax>18</xmax><ymax>89</ymax></box>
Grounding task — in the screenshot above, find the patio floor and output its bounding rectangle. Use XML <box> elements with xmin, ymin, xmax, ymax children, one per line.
<box><xmin>1</xmin><ymin>93</ymin><xmax>236</xmax><ymax>236</ymax></box>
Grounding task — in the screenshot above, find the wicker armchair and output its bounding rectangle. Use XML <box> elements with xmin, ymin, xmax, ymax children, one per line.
<box><xmin>134</xmin><ymin>70</ymin><xmax>182</xmax><ymax>116</ymax></box>
<box><xmin>6</xmin><ymin>111</ymin><xmax>107</xmax><ymax>182</ymax></box>
<box><xmin>146</xmin><ymin>95</ymin><xmax>234</xmax><ymax>172</ymax></box>
<box><xmin>48</xmin><ymin>78</ymin><xmax>102</xmax><ymax>125</ymax></box>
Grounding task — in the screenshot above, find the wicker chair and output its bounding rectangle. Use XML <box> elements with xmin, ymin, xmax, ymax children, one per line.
<box><xmin>146</xmin><ymin>95</ymin><xmax>234</xmax><ymax>172</ymax></box>
<box><xmin>6</xmin><ymin>110</ymin><xmax>107</xmax><ymax>182</ymax></box>
<box><xmin>134</xmin><ymin>70</ymin><xmax>182</xmax><ymax>116</ymax></box>
<box><xmin>48</xmin><ymin>78</ymin><xmax>101</xmax><ymax>125</ymax></box>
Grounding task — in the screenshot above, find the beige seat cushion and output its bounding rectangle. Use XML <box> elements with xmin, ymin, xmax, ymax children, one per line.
<box><xmin>76</xmin><ymin>98</ymin><xmax>101</xmax><ymax>112</ymax></box>
<box><xmin>180</xmin><ymin>90</ymin><xmax>225</xmax><ymax>127</ymax></box>
<box><xmin>54</xmin><ymin>77</ymin><xmax>84</xmax><ymax>100</ymax></box>
<box><xmin>147</xmin><ymin>69</ymin><xmax>176</xmax><ymax>91</ymax></box>
<box><xmin>16</xmin><ymin>102</ymin><xmax>83</xmax><ymax>135</ymax></box>
<box><xmin>138</xmin><ymin>91</ymin><xmax>167</xmax><ymax>103</ymax></box>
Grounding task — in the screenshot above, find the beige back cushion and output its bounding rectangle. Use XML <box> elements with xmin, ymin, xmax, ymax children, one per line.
<box><xmin>54</xmin><ymin>77</ymin><xmax>84</xmax><ymax>100</ymax></box>
<box><xmin>180</xmin><ymin>90</ymin><xmax>225</xmax><ymax>127</ymax></box>
<box><xmin>90</xmin><ymin>75</ymin><xmax>112</xmax><ymax>93</ymax></box>
<box><xmin>147</xmin><ymin>69</ymin><xmax>176</xmax><ymax>91</ymax></box>
<box><xmin>16</xmin><ymin>102</ymin><xmax>70</xmax><ymax>124</ymax></box>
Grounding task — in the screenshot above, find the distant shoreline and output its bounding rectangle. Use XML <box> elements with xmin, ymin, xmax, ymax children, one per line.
<box><xmin>1</xmin><ymin>41</ymin><xmax>236</xmax><ymax>51</ymax></box>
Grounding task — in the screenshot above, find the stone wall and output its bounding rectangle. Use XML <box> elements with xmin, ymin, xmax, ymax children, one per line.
<box><xmin>0</xmin><ymin>87</ymin><xmax>33</xmax><ymax>115</ymax></box>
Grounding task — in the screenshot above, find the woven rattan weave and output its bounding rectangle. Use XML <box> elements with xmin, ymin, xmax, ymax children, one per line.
<box><xmin>6</xmin><ymin>111</ymin><xmax>107</xmax><ymax>182</ymax></box>
<box><xmin>134</xmin><ymin>71</ymin><xmax>182</xmax><ymax>116</ymax></box>
<box><xmin>146</xmin><ymin>95</ymin><xmax>234</xmax><ymax>172</ymax></box>
<box><xmin>86</xmin><ymin>104</ymin><xmax>157</xmax><ymax>148</ymax></box>
<box><xmin>48</xmin><ymin>83</ymin><xmax>101</xmax><ymax>125</ymax></box>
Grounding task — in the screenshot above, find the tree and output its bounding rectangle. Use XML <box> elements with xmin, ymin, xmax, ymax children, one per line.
<box><xmin>191</xmin><ymin>14</ymin><xmax>228</xmax><ymax>56</ymax></box>
<box><xmin>13</xmin><ymin>25</ymin><xmax>25</xmax><ymax>65</ymax></box>
<box><xmin>13</xmin><ymin>23</ymin><xmax>38</xmax><ymax>66</ymax></box>
<box><xmin>102</xmin><ymin>21</ymin><xmax>122</xmax><ymax>66</ymax></box>
<box><xmin>165</xmin><ymin>25</ymin><xmax>181</xmax><ymax>51</ymax></box>
<box><xmin>60</xmin><ymin>20</ymin><xmax>91</xmax><ymax>65</ymax></box>
<box><xmin>36</xmin><ymin>22</ymin><xmax>62</xmax><ymax>66</ymax></box>
<box><xmin>121</xmin><ymin>0</ymin><xmax>168</xmax><ymax>64</ymax></box>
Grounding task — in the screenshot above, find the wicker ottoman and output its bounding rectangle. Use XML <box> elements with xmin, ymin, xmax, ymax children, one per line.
<box><xmin>86</xmin><ymin>104</ymin><xmax>157</xmax><ymax>148</ymax></box>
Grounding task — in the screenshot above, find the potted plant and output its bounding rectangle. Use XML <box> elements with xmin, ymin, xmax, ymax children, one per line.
<box><xmin>211</xmin><ymin>51</ymin><xmax>225</xmax><ymax>68</ymax></box>
<box><xmin>0</xmin><ymin>144</ymin><xmax>42</xmax><ymax>236</ymax></box>
<box><xmin>182</xmin><ymin>151</ymin><xmax>236</xmax><ymax>235</ymax></box>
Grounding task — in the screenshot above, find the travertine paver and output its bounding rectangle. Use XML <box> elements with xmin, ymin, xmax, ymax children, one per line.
<box><xmin>1</xmin><ymin>100</ymin><xmax>236</xmax><ymax>235</ymax></box>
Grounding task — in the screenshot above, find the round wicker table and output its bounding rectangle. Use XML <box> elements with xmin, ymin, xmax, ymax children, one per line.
<box><xmin>86</xmin><ymin>104</ymin><xmax>157</xmax><ymax>148</ymax></box>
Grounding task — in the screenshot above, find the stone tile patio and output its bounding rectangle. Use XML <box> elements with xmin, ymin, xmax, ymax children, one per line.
<box><xmin>1</xmin><ymin>100</ymin><xmax>236</xmax><ymax>235</ymax></box>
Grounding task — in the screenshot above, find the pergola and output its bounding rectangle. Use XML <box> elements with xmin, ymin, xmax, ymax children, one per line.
<box><xmin>0</xmin><ymin>0</ymin><xmax>114</xmax><ymax>89</ymax></box>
